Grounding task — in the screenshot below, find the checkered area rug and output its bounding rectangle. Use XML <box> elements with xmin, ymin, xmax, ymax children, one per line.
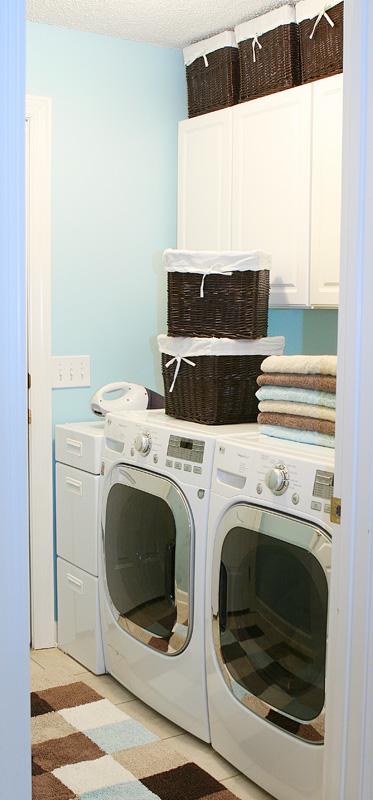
<box><xmin>31</xmin><ymin>681</ymin><xmax>239</xmax><ymax>800</ymax></box>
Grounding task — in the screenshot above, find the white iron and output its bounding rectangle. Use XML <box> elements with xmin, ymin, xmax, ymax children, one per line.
<box><xmin>90</xmin><ymin>382</ymin><xmax>164</xmax><ymax>418</ymax></box>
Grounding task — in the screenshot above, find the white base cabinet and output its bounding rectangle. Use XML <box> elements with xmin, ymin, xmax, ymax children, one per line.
<box><xmin>177</xmin><ymin>74</ymin><xmax>343</xmax><ymax>308</ymax></box>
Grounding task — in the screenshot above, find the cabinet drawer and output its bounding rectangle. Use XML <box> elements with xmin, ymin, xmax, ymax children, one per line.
<box><xmin>56</xmin><ymin>463</ymin><xmax>100</xmax><ymax>575</ymax></box>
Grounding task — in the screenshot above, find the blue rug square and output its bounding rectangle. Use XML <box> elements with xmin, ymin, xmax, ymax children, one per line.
<box><xmin>84</xmin><ymin>719</ymin><xmax>159</xmax><ymax>754</ymax></box>
<box><xmin>80</xmin><ymin>780</ymin><xmax>159</xmax><ymax>799</ymax></box>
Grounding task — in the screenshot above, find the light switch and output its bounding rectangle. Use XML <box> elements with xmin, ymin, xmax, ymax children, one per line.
<box><xmin>51</xmin><ymin>355</ymin><xmax>91</xmax><ymax>388</ymax></box>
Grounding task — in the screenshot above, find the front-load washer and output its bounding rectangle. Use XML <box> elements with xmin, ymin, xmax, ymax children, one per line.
<box><xmin>99</xmin><ymin>408</ymin><xmax>257</xmax><ymax>742</ymax></box>
<box><xmin>205</xmin><ymin>431</ymin><xmax>334</xmax><ymax>800</ymax></box>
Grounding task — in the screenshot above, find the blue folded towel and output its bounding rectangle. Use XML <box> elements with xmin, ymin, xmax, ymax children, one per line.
<box><xmin>259</xmin><ymin>424</ymin><xmax>335</xmax><ymax>449</ymax></box>
<box><xmin>255</xmin><ymin>385</ymin><xmax>336</xmax><ymax>408</ymax></box>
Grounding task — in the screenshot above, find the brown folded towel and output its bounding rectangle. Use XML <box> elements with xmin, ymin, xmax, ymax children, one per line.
<box><xmin>257</xmin><ymin>412</ymin><xmax>335</xmax><ymax>437</ymax></box>
<box><xmin>257</xmin><ymin>372</ymin><xmax>336</xmax><ymax>393</ymax></box>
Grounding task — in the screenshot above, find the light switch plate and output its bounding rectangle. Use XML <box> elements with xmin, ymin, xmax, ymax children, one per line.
<box><xmin>51</xmin><ymin>355</ymin><xmax>91</xmax><ymax>388</ymax></box>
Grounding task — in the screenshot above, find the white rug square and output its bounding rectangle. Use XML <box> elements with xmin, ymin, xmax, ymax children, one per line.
<box><xmin>59</xmin><ymin>698</ymin><xmax>129</xmax><ymax>730</ymax></box>
<box><xmin>53</xmin><ymin>754</ymin><xmax>134</xmax><ymax>794</ymax></box>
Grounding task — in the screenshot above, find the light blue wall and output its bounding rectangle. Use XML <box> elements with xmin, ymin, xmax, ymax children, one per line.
<box><xmin>26</xmin><ymin>22</ymin><xmax>187</xmax><ymax>426</ymax></box>
<box><xmin>268</xmin><ymin>308</ymin><xmax>338</xmax><ymax>355</ymax></box>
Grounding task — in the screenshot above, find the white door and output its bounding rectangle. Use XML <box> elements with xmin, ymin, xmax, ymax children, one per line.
<box><xmin>309</xmin><ymin>74</ymin><xmax>343</xmax><ymax>307</ymax></box>
<box><xmin>26</xmin><ymin>96</ymin><xmax>54</xmax><ymax>649</ymax></box>
<box><xmin>232</xmin><ymin>84</ymin><xmax>313</xmax><ymax>308</ymax></box>
<box><xmin>177</xmin><ymin>108</ymin><xmax>233</xmax><ymax>250</ymax></box>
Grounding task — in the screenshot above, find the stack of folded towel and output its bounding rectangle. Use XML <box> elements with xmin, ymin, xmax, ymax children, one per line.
<box><xmin>256</xmin><ymin>354</ymin><xmax>337</xmax><ymax>448</ymax></box>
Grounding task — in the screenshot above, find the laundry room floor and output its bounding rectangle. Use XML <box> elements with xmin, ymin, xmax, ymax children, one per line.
<box><xmin>30</xmin><ymin>648</ymin><xmax>274</xmax><ymax>800</ymax></box>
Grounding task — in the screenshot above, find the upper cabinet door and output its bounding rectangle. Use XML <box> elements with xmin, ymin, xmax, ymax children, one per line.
<box><xmin>309</xmin><ymin>74</ymin><xmax>343</xmax><ymax>307</ymax></box>
<box><xmin>177</xmin><ymin>108</ymin><xmax>233</xmax><ymax>251</ymax></box>
<box><xmin>232</xmin><ymin>84</ymin><xmax>313</xmax><ymax>308</ymax></box>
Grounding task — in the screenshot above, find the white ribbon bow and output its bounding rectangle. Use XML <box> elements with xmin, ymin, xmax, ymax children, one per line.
<box><xmin>309</xmin><ymin>5</ymin><xmax>335</xmax><ymax>39</ymax></box>
<box><xmin>252</xmin><ymin>34</ymin><xmax>262</xmax><ymax>63</ymax></box>
<box><xmin>165</xmin><ymin>354</ymin><xmax>196</xmax><ymax>392</ymax></box>
<box><xmin>199</xmin><ymin>263</ymin><xmax>233</xmax><ymax>298</ymax></box>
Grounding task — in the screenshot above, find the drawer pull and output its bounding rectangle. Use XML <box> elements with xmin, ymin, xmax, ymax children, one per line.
<box><xmin>65</xmin><ymin>477</ymin><xmax>83</xmax><ymax>495</ymax></box>
<box><xmin>67</xmin><ymin>573</ymin><xmax>83</xmax><ymax>594</ymax></box>
<box><xmin>66</xmin><ymin>438</ymin><xmax>82</xmax><ymax>457</ymax></box>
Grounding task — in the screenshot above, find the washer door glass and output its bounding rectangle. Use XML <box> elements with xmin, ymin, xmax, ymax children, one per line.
<box><xmin>212</xmin><ymin>504</ymin><xmax>331</xmax><ymax>742</ymax></box>
<box><xmin>103</xmin><ymin>465</ymin><xmax>193</xmax><ymax>654</ymax></box>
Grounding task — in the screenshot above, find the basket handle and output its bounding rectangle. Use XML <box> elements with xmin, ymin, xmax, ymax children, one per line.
<box><xmin>309</xmin><ymin>7</ymin><xmax>335</xmax><ymax>40</ymax></box>
<box><xmin>165</xmin><ymin>354</ymin><xmax>196</xmax><ymax>392</ymax></box>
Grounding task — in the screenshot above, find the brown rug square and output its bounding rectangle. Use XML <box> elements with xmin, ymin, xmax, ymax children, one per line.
<box><xmin>32</xmin><ymin>731</ymin><xmax>105</xmax><ymax>772</ymax></box>
<box><xmin>35</xmin><ymin>682</ymin><xmax>102</xmax><ymax>711</ymax></box>
<box><xmin>32</xmin><ymin>772</ymin><xmax>77</xmax><ymax>800</ymax></box>
<box><xmin>31</xmin><ymin>693</ymin><xmax>54</xmax><ymax>717</ymax></box>
<box><xmin>141</xmin><ymin>762</ymin><xmax>226</xmax><ymax>800</ymax></box>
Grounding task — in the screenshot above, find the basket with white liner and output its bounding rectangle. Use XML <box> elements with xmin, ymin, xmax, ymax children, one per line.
<box><xmin>296</xmin><ymin>0</ymin><xmax>343</xmax><ymax>84</ymax></box>
<box><xmin>183</xmin><ymin>31</ymin><xmax>240</xmax><ymax>118</ymax></box>
<box><xmin>235</xmin><ymin>4</ymin><xmax>301</xmax><ymax>103</ymax></box>
<box><xmin>164</xmin><ymin>249</ymin><xmax>271</xmax><ymax>339</ymax></box>
<box><xmin>158</xmin><ymin>334</ymin><xmax>284</xmax><ymax>425</ymax></box>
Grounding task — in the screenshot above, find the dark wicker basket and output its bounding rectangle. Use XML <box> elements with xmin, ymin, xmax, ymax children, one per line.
<box><xmin>238</xmin><ymin>22</ymin><xmax>301</xmax><ymax>103</ymax></box>
<box><xmin>186</xmin><ymin>46</ymin><xmax>240</xmax><ymax>118</ymax></box>
<box><xmin>298</xmin><ymin>2</ymin><xmax>343</xmax><ymax>84</ymax></box>
<box><xmin>161</xmin><ymin>352</ymin><xmax>264</xmax><ymax>425</ymax></box>
<box><xmin>167</xmin><ymin>269</ymin><xmax>270</xmax><ymax>339</ymax></box>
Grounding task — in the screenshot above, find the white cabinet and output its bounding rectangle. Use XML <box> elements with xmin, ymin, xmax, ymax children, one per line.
<box><xmin>309</xmin><ymin>76</ymin><xmax>343</xmax><ymax>306</ymax></box>
<box><xmin>177</xmin><ymin>74</ymin><xmax>343</xmax><ymax>308</ymax></box>
<box><xmin>177</xmin><ymin>108</ymin><xmax>232</xmax><ymax>251</ymax></box>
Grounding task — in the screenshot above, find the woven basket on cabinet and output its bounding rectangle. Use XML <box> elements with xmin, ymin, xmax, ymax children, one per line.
<box><xmin>296</xmin><ymin>0</ymin><xmax>343</xmax><ymax>84</ymax></box>
<box><xmin>235</xmin><ymin>5</ymin><xmax>301</xmax><ymax>103</ymax></box>
<box><xmin>183</xmin><ymin>31</ymin><xmax>240</xmax><ymax>118</ymax></box>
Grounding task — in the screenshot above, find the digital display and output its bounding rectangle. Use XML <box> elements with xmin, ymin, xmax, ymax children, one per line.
<box><xmin>180</xmin><ymin>439</ymin><xmax>193</xmax><ymax>450</ymax></box>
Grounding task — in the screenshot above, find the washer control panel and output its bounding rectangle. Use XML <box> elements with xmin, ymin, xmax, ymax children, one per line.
<box><xmin>167</xmin><ymin>435</ymin><xmax>205</xmax><ymax>464</ymax></box>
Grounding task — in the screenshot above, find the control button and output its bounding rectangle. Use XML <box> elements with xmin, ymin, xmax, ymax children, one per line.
<box><xmin>165</xmin><ymin>459</ymin><xmax>173</xmax><ymax>467</ymax></box>
<box><xmin>324</xmin><ymin>503</ymin><xmax>331</xmax><ymax>514</ymax></box>
<box><xmin>184</xmin><ymin>464</ymin><xmax>192</xmax><ymax>472</ymax></box>
<box><xmin>193</xmin><ymin>466</ymin><xmax>202</xmax><ymax>475</ymax></box>
<box><xmin>197</xmin><ymin>489</ymin><xmax>205</xmax><ymax>499</ymax></box>
<box><xmin>130</xmin><ymin>447</ymin><xmax>135</xmax><ymax>456</ymax></box>
<box><xmin>153</xmin><ymin>454</ymin><xmax>159</xmax><ymax>464</ymax></box>
<box><xmin>311</xmin><ymin>500</ymin><xmax>322</xmax><ymax>511</ymax></box>
<box><xmin>175</xmin><ymin>462</ymin><xmax>182</xmax><ymax>470</ymax></box>
<box><xmin>265</xmin><ymin>463</ymin><xmax>289</xmax><ymax>495</ymax></box>
<box><xmin>292</xmin><ymin>493</ymin><xmax>300</xmax><ymax>505</ymax></box>
<box><xmin>256</xmin><ymin>483</ymin><xmax>263</xmax><ymax>495</ymax></box>
<box><xmin>134</xmin><ymin>432</ymin><xmax>152</xmax><ymax>455</ymax></box>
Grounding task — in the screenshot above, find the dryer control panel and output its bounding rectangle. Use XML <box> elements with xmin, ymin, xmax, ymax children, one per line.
<box><xmin>212</xmin><ymin>432</ymin><xmax>335</xmax><ymax>529</ymax></box>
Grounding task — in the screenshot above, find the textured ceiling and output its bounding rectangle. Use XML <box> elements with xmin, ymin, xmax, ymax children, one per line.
<box><xmin>26</xmin><ymin>0</ymin><xmax>297</xmax><ymax>50</ymax></box>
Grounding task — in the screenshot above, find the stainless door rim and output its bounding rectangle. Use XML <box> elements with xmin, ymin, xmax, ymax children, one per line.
<box><xmin>211</xmin><ymin>502</ymin><xmax>332</xmax><ymax>743</ymax></box>
<box><xmin>101</xmin><ymin>462</ymin><xmax>194</xmax><ymax>655</ymax></box>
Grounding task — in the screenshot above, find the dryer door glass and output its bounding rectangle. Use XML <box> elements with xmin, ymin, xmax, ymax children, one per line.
<box><xmin>213</xmin><ymin>504</ymin><xmax>331</xmax><ymax>741</ymax></box>
<box><xmin>103</xmin><ymin>466</ymin><xmax>192</xmax><ymax>655</ymax></box>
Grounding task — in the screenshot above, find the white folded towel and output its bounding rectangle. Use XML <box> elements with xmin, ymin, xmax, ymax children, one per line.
<box><xmin>258</xmin><ymin>400</ymin><xmax>336</xmax><ymax>421</ymax></box>
<box><xmin>260</xmin><ymin>354</ymin><xmax>337</xmax><ymax>376</ymax></box>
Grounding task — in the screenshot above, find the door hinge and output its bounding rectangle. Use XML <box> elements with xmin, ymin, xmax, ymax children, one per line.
<box><xmin>28</xmin><ymin>409</ymin><xmax>31</xmax><ymax>424</ymax></box>
<box><xmin>28</xmin><ymin>372</ymin><xmax>31</xmax><ymax>389</ymax></box>
<box><xmin>330</xmin><ymin>496</ymin><xmax>341</xmax><ymax>525</ymax></box>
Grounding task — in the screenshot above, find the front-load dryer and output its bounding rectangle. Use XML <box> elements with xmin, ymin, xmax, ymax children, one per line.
<box><xmin>99</xmin><ymin>408</ymin><xmax>257</xmax><ymax>742</ymax></box>
<box><xmin>205</xmin><ymin>431</ymin><xmax>334</xmax><ymax>799</ymax></box>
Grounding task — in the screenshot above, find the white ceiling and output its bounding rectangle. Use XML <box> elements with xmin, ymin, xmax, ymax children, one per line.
<box><xmin>26</xmin><ymin>0</ymin><xmax>296</xmax><ymax>50</ymax></box>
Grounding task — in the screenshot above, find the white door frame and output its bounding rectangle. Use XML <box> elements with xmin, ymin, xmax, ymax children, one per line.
<box><xmin>26</xmin><ymin>95</ymin><xmax>55</xmax><ymax>649</ymax></box>
<box><xmin>323</xmin><ymin>0</ymin><xmax>373</xmax><ymax>797</ymax></box>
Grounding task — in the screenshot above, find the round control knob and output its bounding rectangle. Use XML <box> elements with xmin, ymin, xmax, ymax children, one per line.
<box><xmin>265</xmin><ymin>463</ymin><xmax>289</xmax><ymax>495</ymax></box>
<box><xmin>134</xmin><ymin>432</ymin><xmax>152</xmax><ymax>455</ymax></box>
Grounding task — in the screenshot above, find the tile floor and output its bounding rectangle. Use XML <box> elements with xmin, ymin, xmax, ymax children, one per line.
<box><xmin>30</xmin><ymin>647</ymin><xmax>274</xmax><ymax>800</ymax></box>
